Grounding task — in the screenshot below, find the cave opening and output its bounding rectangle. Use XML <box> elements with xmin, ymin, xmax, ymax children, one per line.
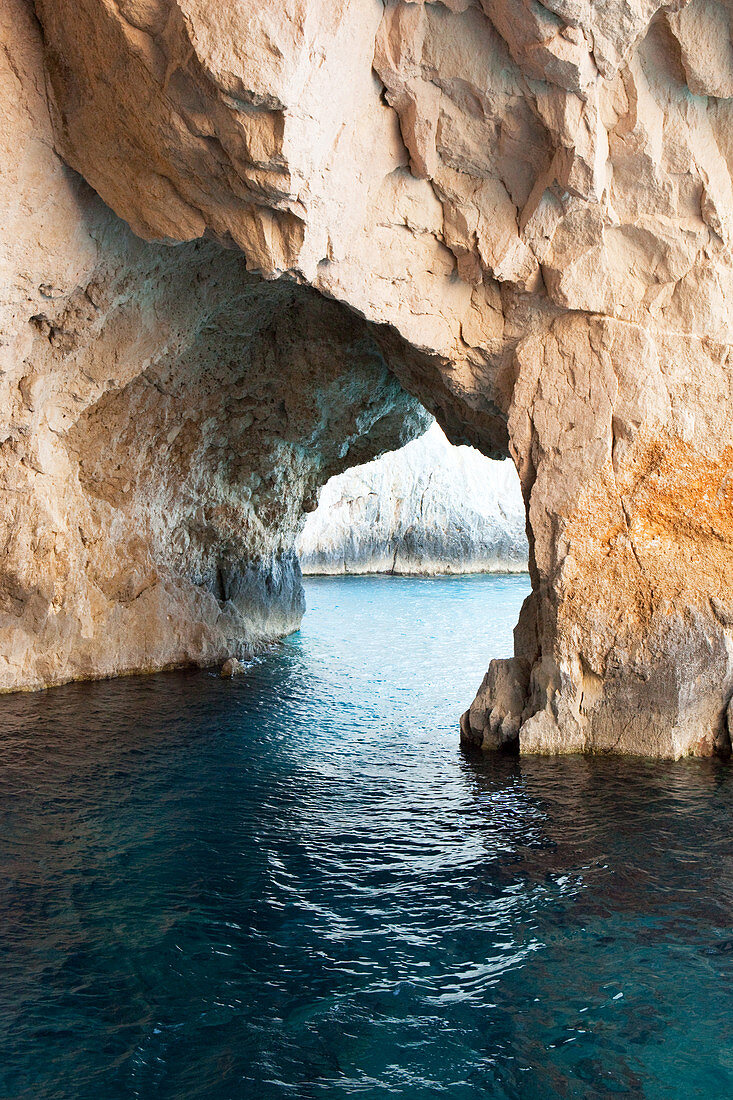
<box><xmin>5</xmin><ymin>1</ymin><xmax>733</xmax><ymax>1091</ymax></box>
<box><xmin>296</xmin><ymin>418</ymin><xmax>528</xmax><ymax>580</ymax></box>
<box><xmin>11</xmin><ymin>216</ymin><xmax>532</xmax><ymax>702</ymax></box>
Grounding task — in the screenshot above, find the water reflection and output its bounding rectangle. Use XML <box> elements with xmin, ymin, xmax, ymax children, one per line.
<box><xmin>0</xmin><ymin>575</ymin><xmax>730</xmax><ymax>1099</ymax></box>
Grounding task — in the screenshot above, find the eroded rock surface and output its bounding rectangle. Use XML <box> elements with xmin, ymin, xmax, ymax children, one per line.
<box><xmin>298</xmin><ymin>422</ymin><xmax>528</xmax><ymax>575</ymax></box>
<box><xmin>0</xmin><ymin>0</ymin><xmax>429</xmax><ymax>689</ymax></box>
<box><xmin>2</xmin><ymin>0</ymin><xmax>733</xmax><ymax>757</ymax></box>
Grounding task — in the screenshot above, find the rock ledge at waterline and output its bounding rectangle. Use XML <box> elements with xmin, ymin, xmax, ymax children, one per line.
<box><xmin>298</xmin><ymin>424</ymin><xmax>528</xmax><ymax>575</ymax></box>
<box><xmin>3</xmin><ymin>0</ymin><xmax>733</xmax><ymax>758</ymax></box>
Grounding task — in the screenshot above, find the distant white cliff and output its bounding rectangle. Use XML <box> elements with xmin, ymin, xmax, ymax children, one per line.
<box><xmin>297</xmin><ymin>423</ymin><xmax>529</xmax><ymax>575</ymax></box>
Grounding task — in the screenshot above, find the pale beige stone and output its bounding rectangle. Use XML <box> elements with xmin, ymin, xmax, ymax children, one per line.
<box><xmin>1</xmin><ymin>0</ymin><xmax>732</xmax><ymax>759</ymax></box>
<box><xmin>220</xmin><ymin>657</ymin><xmax>249</xmax><ymax>678</ymax></box>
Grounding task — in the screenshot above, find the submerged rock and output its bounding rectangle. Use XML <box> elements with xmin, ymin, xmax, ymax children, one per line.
<box><xmin>298</xmin><ymin>424</ymin><xmax>528</xmax><ymax>575</ymax></box>
<box><xmin>220</xmin><ymin>657</ymin><xmax>250</xmax><ymax>679</ymax></box>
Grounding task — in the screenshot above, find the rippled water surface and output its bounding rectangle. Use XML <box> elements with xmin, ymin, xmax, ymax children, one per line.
<box><xmin>1</xmin><ymin>574</ymin><xmax>732</xmax><ymax>1099</ymax></box>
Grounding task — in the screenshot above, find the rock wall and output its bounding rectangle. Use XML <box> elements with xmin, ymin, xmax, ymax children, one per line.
<box><xmin>298</xmin><ymin>422</ymin><xmax>528</xmax><ymax>575</ymax></box>
<box><xmin>0</xmin><ymin>0</ymin><xmax>429</xmax><ymax>689</ymax></box>
<box><xmin>2</xmin><ymin>0</ymin><xmax>733</xmax><ymax>757</ymax></box>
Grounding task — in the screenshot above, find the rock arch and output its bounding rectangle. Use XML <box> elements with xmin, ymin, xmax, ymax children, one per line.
<box><xmin>2</xmin><ymin>0</ymin><xmax>733</xmax><ymax>756</ymax></box>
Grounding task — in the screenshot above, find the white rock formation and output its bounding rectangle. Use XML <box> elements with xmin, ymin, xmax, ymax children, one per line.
<box><xmin>298</xmin><ymin>422</ymin><xmax>528</xmax><ymax>575</ymax></box>
<box><xmin>2</xmin><ymin>0</ymin><xmax>733</xmax><ymax>758</ymax></box>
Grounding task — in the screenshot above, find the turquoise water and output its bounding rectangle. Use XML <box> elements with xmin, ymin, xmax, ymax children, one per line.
<box><xmin>1</xmin><ymin>574</ymin><xmax>732</xmax><ymax>1099</ymax></box>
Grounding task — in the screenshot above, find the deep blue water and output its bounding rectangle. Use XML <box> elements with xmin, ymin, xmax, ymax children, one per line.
<box><xmin>1</xmin><ymin>574</ymin><xmax>732</xmax><ymax>1100</ymax></box>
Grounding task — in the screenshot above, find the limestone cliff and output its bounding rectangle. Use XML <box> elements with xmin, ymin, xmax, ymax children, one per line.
<box><xmin>298</xmin><ymin>423</ymin><xmax>528</xmax><ymax>575</ymax></box>
<box><xmin>2</xmin><ymin>0</ymin><xmax>733</xmax><ymax>758</ymax></box>
<box><xmin>0</xmin><ymin>0</ymin><xmax>430</xmax><ymax>689</ymax></box>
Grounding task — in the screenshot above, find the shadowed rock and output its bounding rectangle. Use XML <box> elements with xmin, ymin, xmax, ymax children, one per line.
<box><xmin>1</xmin><ymin>0</ymin><xmax>732</xmax><ymax>756</ymax></box>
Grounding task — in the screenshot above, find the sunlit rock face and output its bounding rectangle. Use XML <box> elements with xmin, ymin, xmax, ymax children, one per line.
<box><xmin>3</xmin><ymin>0</ymin><xmax>733</xmax><ymax>756</ymax></box>
<box><xmin>0</xmin><ymin>0</ymin><xmax>429</xmax><ymax>689</ymax></box>
<box><xmin>298</xmin><ymin>423</ymin><xmax>528</xmax><ymax>575</ymax></box>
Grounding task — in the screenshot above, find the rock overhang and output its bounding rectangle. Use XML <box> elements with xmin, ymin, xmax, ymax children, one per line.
<box><xmin>2</xmin><ymin>0</ymin><xmax>732</xmax><ymax>756</ymax></box>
